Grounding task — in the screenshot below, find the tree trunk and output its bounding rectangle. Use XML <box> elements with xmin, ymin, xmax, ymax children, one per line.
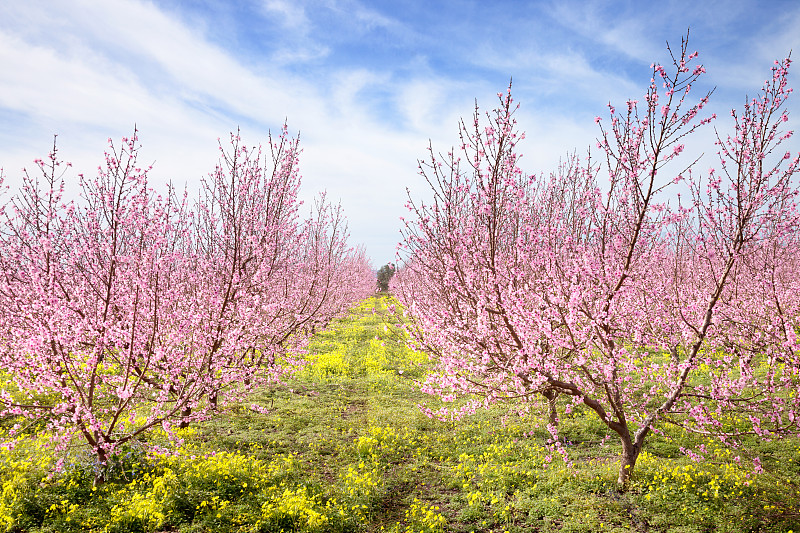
<box><xmin>669</xmin><ymin>346</ymin><xmax>679</xmax><ymax>367</ymax></box>
<box><xmin>209</xmin><ymin>390</ymin><xmax>219</xmax><ymax>410</ymax></box>
<box><xmin>178</xmin><ymin>406</ymin><xmax>192</xmax><ymax>428</ymax></box>
<box><xmin>542</xmin><ymin>388</ymin><xmax>559</xmax><ymax>426</ymax></box>
<box><xmin>617</xmin><ymin>435</ymin><xmax>641</xmax><ymax>490</ymax></box>
<box><xmin>94</xmin><ymin>447</ymin><xmax>109</xmax><ymax>487</ymax></box>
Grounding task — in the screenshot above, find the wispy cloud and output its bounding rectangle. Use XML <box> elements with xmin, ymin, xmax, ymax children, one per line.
<box><xmin>0</xmin><ymin>0</ymin><xmax>450</xmax><ymax>263</ymax></box>
<box><xmin>544</xmin><ymin>0</ymin><xmax>663</xmax><ymax>63</ymax></box>
<box><xmin>262</xmin><ymin>0</ymin><xmax>311</xmax><ymax>32</ymax></box>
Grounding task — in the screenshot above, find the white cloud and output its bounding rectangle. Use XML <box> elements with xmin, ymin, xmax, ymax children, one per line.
<box><xmin>262</xmin><ymin>0</ymin><xmax>311</xmax><ymax>32</ymax></box>
<box><xmin>0</xmin><ymin>0</ymin><xmax>457</xmax><ymax>263</ymax></box>
<box><xmin>545</xmin><ymin>0</ymin><xmax>663</xmax><ymax>63</ymax></box>
<box><xmin>707</xmin><ymin>5</ymin><xmax>800</xmax><ymax>92</ymax></box>
<box><xmin>1</xmin><ymin>0</ymin><xmax>798</xmax><ymax>264</ymax></box>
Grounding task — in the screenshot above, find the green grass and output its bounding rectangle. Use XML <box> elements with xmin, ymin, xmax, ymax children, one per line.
<box><xmin>0</xmin><ymin>295</ymin><xmax>798</xmax><ymax>532</ymax></box>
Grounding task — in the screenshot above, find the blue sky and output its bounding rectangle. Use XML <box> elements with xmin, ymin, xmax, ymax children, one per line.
<box><xmin>1</xmin><ymin>0</ymin><xmax>799</xmax><ymax>264</ymax></box>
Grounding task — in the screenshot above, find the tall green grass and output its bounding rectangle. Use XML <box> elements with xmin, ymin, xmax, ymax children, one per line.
<box><xmin>0</xmin><ymin>295</ymin><xmax>797</xmax><ymax>532</ymax></box>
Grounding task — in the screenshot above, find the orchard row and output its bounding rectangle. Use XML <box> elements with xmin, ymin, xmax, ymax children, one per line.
<box><xmin>1</xmin><ymin>34</ymin><xmax>799</xmax><ymax>490</ymax></box>
<box><xmin>0</xmin><ymin>126</ymin><xmax>375</xmax><ymax>482</ymax></box>
<box><xmin>394</xmin><ymin>35</ymin><xmax>800</xmax><ymax>487</ymax></box>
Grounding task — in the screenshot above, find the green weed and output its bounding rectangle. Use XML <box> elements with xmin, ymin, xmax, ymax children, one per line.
<box><xmin>0</xmin><ymin>295</ymin><xmax>797</xmax><ymax>532</ymax></box>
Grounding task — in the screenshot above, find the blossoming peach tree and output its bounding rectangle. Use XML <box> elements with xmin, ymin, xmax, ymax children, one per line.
<box><xmin>0</xmin><ymin>127</ymin><xmax>372</xmax><ymax>481</ymax></box>
<box><xmin>398</xmin><ymin>36</ymin><xmax>800</xmax><ymax>487</ymax></box>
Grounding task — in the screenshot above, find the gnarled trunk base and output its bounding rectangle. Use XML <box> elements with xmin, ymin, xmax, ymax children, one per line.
<box><xmin>617</xmin><ymin>436</ymin><xmax>641</xmax><ymax>490</ymax></box>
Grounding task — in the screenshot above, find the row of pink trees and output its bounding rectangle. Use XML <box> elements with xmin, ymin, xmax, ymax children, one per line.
<box><xmin>398</xmin><ymin>36</ymin><xmax>800</xmax><ymax>487</ymax></box>
<box><xmin>0</xmin><ymin>128</ymin><xmax>373</xmax><ymax>479</ymax></box>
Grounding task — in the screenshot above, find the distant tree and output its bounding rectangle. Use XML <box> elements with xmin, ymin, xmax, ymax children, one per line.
<box><xmin>376</xmin><ymin>263</ymin><xmax>396</xmax><ymax>292</ymax></box>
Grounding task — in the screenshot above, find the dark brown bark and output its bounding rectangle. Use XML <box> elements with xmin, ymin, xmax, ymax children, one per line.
<box><xmin>617</xmin><ymin>433</ymin><xmax>641</xmax><ymax>489</ymax></box>
<box><xmin>178</xmin><ymin>406</ymin><xmax>192</xmax><ymax>429</ymax></box>
<box><xmin>542</xmin><ymin>388</ymin><xmax>559</xmax><ymax>426</ymax></box>
<box><xmin>94</xmin><ymin>446</ymin><xmax>109</xmax><ymax>487</ymax></box>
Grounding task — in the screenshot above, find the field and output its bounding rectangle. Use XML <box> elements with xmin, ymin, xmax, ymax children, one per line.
<box><xmin>0</xmin><ymin>295</ymin><xmax>798</xmax><ymax>532</ymax></box>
